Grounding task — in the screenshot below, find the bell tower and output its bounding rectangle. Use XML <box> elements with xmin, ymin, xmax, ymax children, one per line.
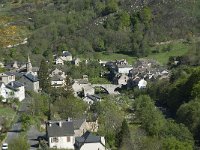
<box><xmin>26</xmin><ymin>55</ymin><xmax>32</xmax><ymax>72</ymax></box>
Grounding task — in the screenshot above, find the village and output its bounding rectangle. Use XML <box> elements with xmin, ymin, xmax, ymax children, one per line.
<box><xmin>0</xmin><ymin>51</ymin><xmax>170</xmax><ymax>150</ymax></box>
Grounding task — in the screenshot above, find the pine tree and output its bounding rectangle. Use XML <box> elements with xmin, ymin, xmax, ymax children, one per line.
<box><xmin>38</xmin><ymin>59</ymin><xmax>50</xmax><ymax>93</ymax></box>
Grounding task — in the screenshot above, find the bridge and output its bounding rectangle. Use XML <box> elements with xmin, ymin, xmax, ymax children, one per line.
<box><xmin>92</xmin><ymin>84</ymin><xmax>122</xmax><ymax>94</ymax></box>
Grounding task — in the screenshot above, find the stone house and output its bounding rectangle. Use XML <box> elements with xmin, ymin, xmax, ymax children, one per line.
<box><xmin>113</xmin><ymin>74</ymin><xmax>129</xmax><ymax>85</ymax></box>
<box><xmin>19</xmin><ymin>72</ymin><xmax>40</xmax><ymax>92</ymax></box>
<box><xmin>0</xmin><ymin>72</ymin><xmax>15</xmax><ymax>84</ymax></box>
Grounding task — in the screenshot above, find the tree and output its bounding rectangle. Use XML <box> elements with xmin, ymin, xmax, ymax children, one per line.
<box><xmin>9</xmin><ymin>136</ymin><xmax>30</xmax><ymax>150</ymax></box>
<box><xmin>133</xmin><ymin>95</ymin><xmax>165</xmax><ymax>136</ymax></box>
<box><xmin>116</xmin><ymin>119</ymin><xmax>132</xmax><ymax>150</ymax></box>
<box><xmin>38</xmin><ymin>59</ymin><xmax>50</xmax><ymax>93</ymax></box>
<box><xmin>176</xmin><ymin>98</ymin><xmax>200</xmax><ymax>141</ymax></box>
<box><xmin>162</xmin><ymin>137</ymin><xmax>193</xmax><ymax>150</ymax></box>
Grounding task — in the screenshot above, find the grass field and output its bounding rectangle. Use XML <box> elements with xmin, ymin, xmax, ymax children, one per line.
<box><xmin>0</xmin><ymin>106</ymin><xmax>16</xmax><ymax>119</ymax></box>
<box><xmin>147</xmin><ymin>42</ymin><xmax>190</xmax><ymax>65</ymax></box>
<box><xmin>92</xmin><ymin>41</ymin><xmax>190</xmax><ymax>65</ymax></box>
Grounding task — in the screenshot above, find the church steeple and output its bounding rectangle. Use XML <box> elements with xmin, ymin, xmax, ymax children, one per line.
<box><xmin>26</xmin><ymin>54</ymin><xmax>32</xmax><ymax>72</ymax></box>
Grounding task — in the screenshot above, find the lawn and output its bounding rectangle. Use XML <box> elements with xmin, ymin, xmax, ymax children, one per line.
<box><xmin>0</xmin><ymin>106</ymin><xmax>16</xmax><ymax>119</ymax></box>
<box><xmin>85</xmin><ymin>42</ymin><xmax>190</xmax><ymax>66</ymax></box>
<box><xmin>147</xmin><ymin>42</ymin><xmax>190</xmax><ymax>65</ymax></box>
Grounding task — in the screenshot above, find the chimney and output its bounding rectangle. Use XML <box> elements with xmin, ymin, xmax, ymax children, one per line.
<box><xmin>59</xmin><ymin>121</ymin><xmax>62</xmax><ymax>127</ymax></box>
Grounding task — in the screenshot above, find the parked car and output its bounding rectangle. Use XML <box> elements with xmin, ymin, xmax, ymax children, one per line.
<box><xmin>2</xmin><ymin>143</ymin><xmax>8</xmax><ymax>150</ymax></box>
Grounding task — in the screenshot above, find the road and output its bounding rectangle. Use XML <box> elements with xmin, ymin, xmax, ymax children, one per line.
<box><xmin>4</xmin><ymin>95</ymin><xmax>44</xmax><ymax>149</ymax></box>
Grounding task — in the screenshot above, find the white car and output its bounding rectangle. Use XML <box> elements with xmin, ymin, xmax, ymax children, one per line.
<box><xmin>2</xmin><ymin>143</ymin><xmax>8</xmax><ymax>150</ymax></box>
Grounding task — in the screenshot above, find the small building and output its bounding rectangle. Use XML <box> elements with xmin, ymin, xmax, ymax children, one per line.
<box><xmin>72</xmin><ymin>58</ymin><xmax>81</xmax><ymax>66</ymax></box>
<box><xmin>5</xmin><ymin>81</ymin><xmax>25</xmax><ymax>101</ymax></box>
<box><xmin>0</xmin><ymin>72</ymin><xmax>15</xmax><ymax>84</ymax></box>
<box><xmin>75</xmin><ymin>131</ymin><xmax>106</xmax><ymax>150</ymax></box>
<box><xmin>55</xmin><ymin>57</ymin><xmax>64</xmax><ymax>65</ymax></box>
<box><xmin>138</xmin><ymin>79</ymin><xmax>147</xmax><ymax>89</ymax></box>
<box><xmin>60</xmin><ymin>51</ymin><xmax>73</xmax><ymax>62</ymax></box>
<box><xmin>113</xmin><ymin>74</ymin><xmax>129</xmax><ymax>85</ymax></box>
<box><xmin>50</xmin><ymin>68</ymin><xmax>66</xmax><ymax>79</ymax></box>
<box><xmin>83</xmin><ymin>95</ymin><xmax>101</xmax><ymax>105</ymax></box>
<box><xmin>51</xmin><ymin>75</ymin><xmax>65</xmax><ymax>88</ymax></box>
<box><xmin>117</xmin><ymin>64</ymin><xmax>133</xmax><ymax>74</ymax></box>
<box><xmin>46</xmin><ymin>120</ymin><xmax>75</xmax><ymax>149</ymax></box>
<box><xmin>19</xmin><ymin>72</ymin><xmax>40</xmax><ymax>92</ymax></box>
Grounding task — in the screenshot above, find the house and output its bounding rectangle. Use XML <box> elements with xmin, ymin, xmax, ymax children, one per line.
<box><xmin>5</xmin><ymin>81</ymin><xmax>25</xmax><ymax>101</ymax></box>
<box><xmin>55</xmin><ymin>57</ymin><xmax>64</xmax><ymax>65</ymax></box>
<box><xmin>19</xmin><ymin>72</ymin><xmax>40</xmax><ymax>92</ymax></box>
<box><xmin>72</xmin><ymin>76</ymin><xmax>90</xmax><ymax>96</ymax></box>
<box><xmin>46</xmin><ymin>118</ymin><xmax>100</xmax><ymax>149</ymax></box>
<box><xmin>60</xmin><ymin>51</ymin><xmax>73</xmax><ymax>62</ymax></box>
<box><xmin>138</xmin><ymin>79</ymin><xmax>147</xmax><ymax>89</ymax></box>
<box><xmin>73</xmin><ymin>118</ymin><xmax>87</xmax><ymax>137</ymax></box>
<box><xmin>75</xmin><ymin>131</ymin><xmax>106</xmax><ymax>150</ymax></box>
<box><xmin>51</xmin><ymin>75</ymin><xmax>65</xmax><ymax>88</ymax></box>
<box><xmin>50</xmin><ymin>68</ymin><xmax>66</xmax><ymax>79</ymax></box>
<box><xmin>113</xmin><ymin>74</ymin><xmax>129</xmax><ymax>85</ymax></box>
<box><xmin>46</xmin><ymin>120</ymin><xmax>75</xmax><ymax>149</ymax></box>
<box><xmin>50</xmin><ymin>68</ymin><xmax>66</xmax><ymax>88</ymax></box>
<box><xmin>72</xmin><ymin>58</ymin><xmax>81</xmax><ymax>66</ymax></box>
<box><xmin>83</xmin><ymin>94</ymin><xmax>101</xmax><ymax>105</ymax></box>
<box><xmin>116</xmin><ymin>64</ymin><xmax>132</xmax><ymax>74</ymax></box>
<box><xmin>0</xmin><ymin>72</ymin><xmax>15</xmax><ymax>84</ymax></box>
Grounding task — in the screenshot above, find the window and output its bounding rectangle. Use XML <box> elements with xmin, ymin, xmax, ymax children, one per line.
<box><xmin>51</xmin><ymin>137</ymin><xmax>59</xmax><ymax>143</ymax></box>
<box><xmin>67</xmin><ymin>136</ymin><xmax>70</xmax><ymax>142</ymax></box>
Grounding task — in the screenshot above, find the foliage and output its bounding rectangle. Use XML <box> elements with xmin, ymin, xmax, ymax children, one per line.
<box><xmin>133</xmin><ymin>95</ymin><xmax>165</xmax><ymax>136</ymax></box>
<box><xmin>38</xmin><ymin>59</ymin><xmax>50</xmax><ymax>93</ymax></box>
<box><xmin>162</xmin><ymin>137</ymin><xmax>193</xmax><ymax>150</ymax></box>
<box><xmin>20</xmin><ymin>113</ymin><xmax>34</xmax><ymax>131</ymax></box>
<box><xmin>8</xmin><ymin>136</ymin><xmax>30</xmax><ymax>150</ymax></box>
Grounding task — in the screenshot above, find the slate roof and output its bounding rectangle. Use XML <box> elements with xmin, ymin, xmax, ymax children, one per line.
<box><xmin>24</xmin><ymin>72</ymin><xmax>38</xmax><ymax>82</ymax></box>
<box><xmin>73</xmin><ymin>118</ymin><xmax>86</xmax><ymax>130</ymax></box>
<box><xmin>47</xmin><ymin>121</ymin><xmax>75</xmax><ymax>137</ymax></box>
<box><xmin>6</xmin><ymin>81</ymin><xmax>24</xmax><ymax>91</ymax></box>
<box><xmin>51</xmin><ymin>75</ymin><xmax>64</xmax><ymax>81</ymax></box>
<box><xmin>62</xmin><ymin>51</ymin><xmax>72</xmax><ymax>57</ymax></box>
<box><xmin>75</xmin><ymin>131</ymin><xmax>102</xmax><ymax>148</ymax></box>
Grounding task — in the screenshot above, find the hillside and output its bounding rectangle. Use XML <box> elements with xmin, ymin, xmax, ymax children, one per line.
<box><xmin>0</xmin><ymin>0</ymin><xmax>199</xmax><ymax>64</ymax></box>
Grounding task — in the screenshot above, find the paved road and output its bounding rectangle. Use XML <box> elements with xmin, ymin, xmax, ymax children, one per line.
<box><xmin>4</xmin><ymin>95</ymin><xmax>44</xmax><ymax>149</ymax></box>
<box><xmin>27</xmin><ymin>126</ymin><xmax>45</xmax><ymax>150</ymax></box>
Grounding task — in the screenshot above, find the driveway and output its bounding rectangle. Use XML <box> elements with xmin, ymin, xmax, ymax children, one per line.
<box><xmin>27</xmin><ymin>126</ymin><xmax>45</xmax><ymax>150</ymax></box>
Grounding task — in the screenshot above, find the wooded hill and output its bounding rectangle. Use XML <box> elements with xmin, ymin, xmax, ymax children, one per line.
<box><xmin>0</xmin><ymin>0</ymin><xmax>199</xmax><ymax>63</ymax></box>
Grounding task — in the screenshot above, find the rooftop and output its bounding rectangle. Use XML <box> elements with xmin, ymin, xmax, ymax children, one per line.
<box><xmin>47</xmin><ymin>121</ymin><xmax>75</xmax><ymax>137</ymax></box>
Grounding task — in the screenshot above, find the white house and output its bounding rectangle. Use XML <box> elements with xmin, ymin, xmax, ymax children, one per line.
<box><xmin>117</xmin><ymin>65</ymin><xmax>133</xmax><ymax>74</ymax></box>
<box><xmin>55</xmin><ymin>57</ymin><xmax>64</xmax><ymax>65</ymax></box>
<box><xmin>47</xmin><ymin>121</ymin><xmax>75</xmax><ymax>149</ymax></box>
<box><xmin>51</xmin><ymin>75</ymin><xmax>65</xmax><ymax>88</ymax></box>
<box><xmin>75</xmin><ymin>131</ymin><xmax>106</xmax><ymax>150</ymax></box>
<box><xmin>138</xmin><ymin>79</ymin><xmax>147</xmax><ymax>89</ymax></box>
<box><xmin>5</xmin><ymin>81</ymin><xmax>25</xmax><ymax>101</ymax></box>
<box><xmin>60</xmin><ymin>51</ymin><xmax>72</xmax><ymax>62</ymax></box>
